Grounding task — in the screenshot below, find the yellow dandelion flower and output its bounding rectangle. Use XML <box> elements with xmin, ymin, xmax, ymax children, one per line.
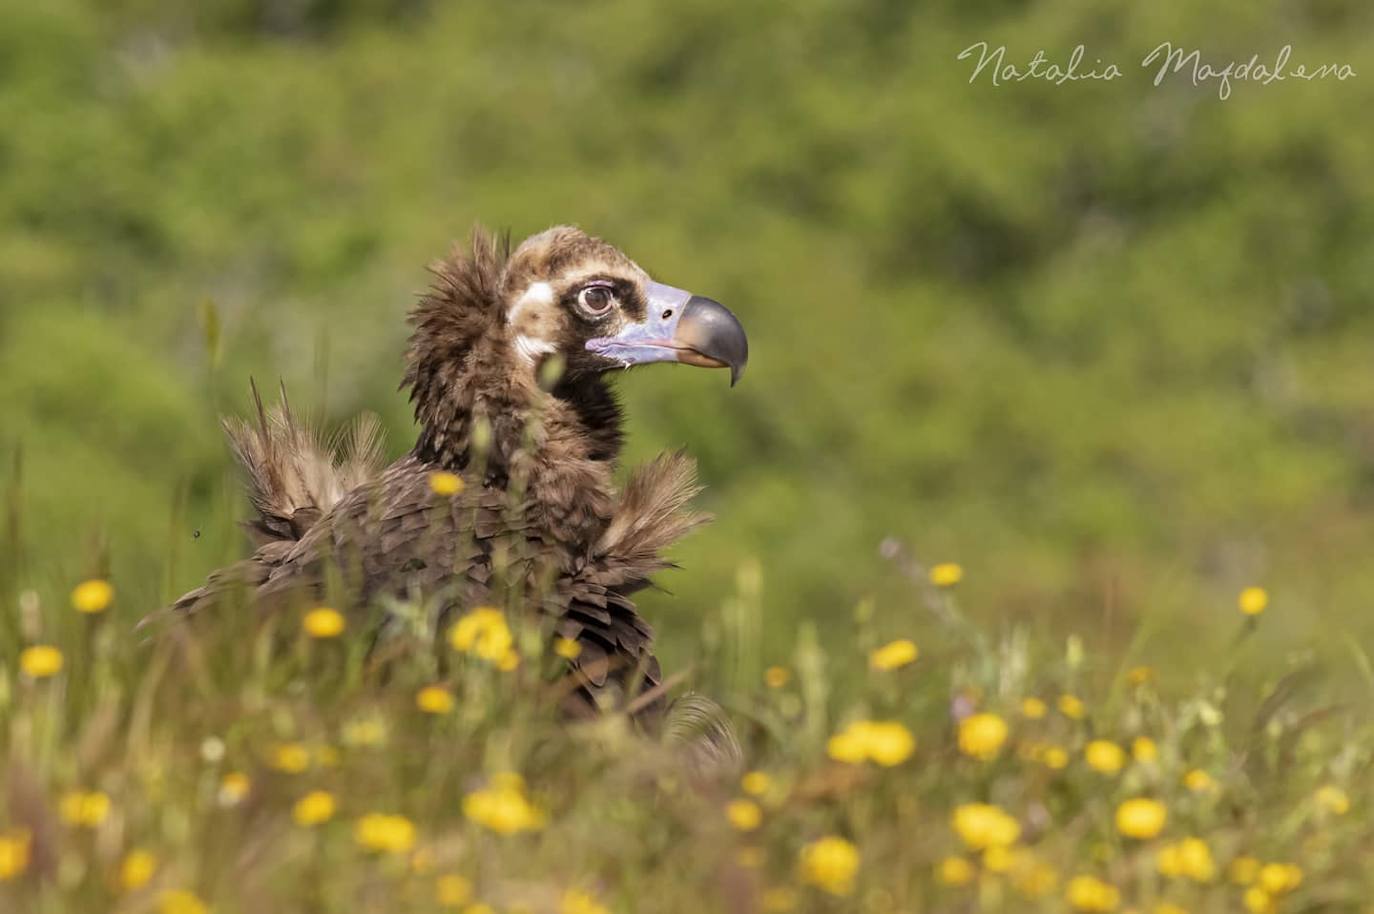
<box><xmin>553</xmin><ymin>638</ymin><xmax>582</xmax><ymax>660</ymax></box>
<box><xmin>1021</xmin><ymin>697</ymin><xmax>1047</xmax><ymax>719</ymax></box>
<box><xmin>1126</xmin><ymin>666</ymin><xmax>1155</xmax><ymax>686</ymax></box>
<box><xmin>462</xmin><ymin>776</ymin><xmax>545</xmax><ymax>835</ymax></box>
<box><xmin>19</xmin><ymin>645</ymin><xmax>63</xmax><ymax>679</ymax></box>
<box><xmin>292</xmin><ymin>791</ymin><xmax>336</xmax><ymax>826</ymax></box>
<box><xmin>798</xmin><ymin>835</ymin><xmax>859</xmax><ymax>896</ymax></box>
<box><xmin>416</xmin><ymin>685</ymin><xmax>455</xmax><ymax>714</ymax></box>
<box><xmin>463</xmin><ymin>906</ymin><xmax>497</xmax><ymax>914</ymax></box>
<box><xmin>1084</xmin><ymin>740</ymin><xmax>1126</xmax><ymax>775</ymax></box>
<box><xmin>982</xmin><ymin>845</ymin><xmax>1015</xmax><ymax>873</ymax></box>
<box><xmin>158</xmin><ymin>890</ymin><xmax>209</xmax><ymax>914</ymax></box>
<box><xmin>302</xmin><ymin>607</ymin><xmax>345</xmax><ymax>639</ymax></box>
<box><xmin>1238</xmin><ymin>586</ymin><xmax>1268</xmax><ymax>616</ymax></box>
<box><xmin>951</xmin><ymin>803</ymin><xmax>1020</xmax><ymax>851</ymax></box>
<box><xmin>341</xmin><ymin>717</ymin><xmax>387</xmax><ymax>748</ymax></box>
<box><xmin>937</xmin><ymin>855</ymin><xmax>975</xmax><ymax>886</ymax></box>
<box><xmin>1157</xmin><ymin>838</ymin><xmax>1214</xmax><ymax>882</ymax></box>
<box><xmin>736</xmin><ymin>846</ymin><xmax>766</xmax><ymax>868</ymax></box>
<box><xmin>1243</xmin><ymin>887</ymin><xmax>1275</xmax><ymax>914</ymax></box>
<box><xmin>269</xmin><ymin>743</ymin><xmax>311</xmax><ymax>774</ymax></box>
<box><xmin>869</xmin><ymin>639</ymin><xmax>918</xmax><ymax>671</ymax></box>
<box><xmin>958</xmin><ymin>712</ymin><xmax>1008</xmax><ymax>760</ymax></box>
<box><xmin>1315</xmin><ymin>784</ymin><xmax>1350</xmax><ymax>815</ymax></box>
<box><xmin>1182</xmin><ymin>769</ymin><xmax>1216</xmax><ymax>793</ymax></box>
<box><xmin>561</xmin><ymin>888</ymin><xmax>609</xmax><ymax>914</ymax></box>
<box><xmin>59</xmin><ymin>790</ymin><xmax>110</xmax><ymax>828</ymax></box>
<box><xmin>0</xmin><ymin>829</ymin><xmax>31</xmax><ymax>881</ymax></box>
<box><xmin>495</xmin><ymin>648</ymin><xmax>519</xmax><ymax>672</ymax></box>
<box><xmin>436</xmin><ymin>874</ymin><xmax>472</xmax><ymax>907</ymax></box>
<box><xmin>1115</xmin><ymin>798</ymin><xmax>1167</xmax><ymax>839</ymax></box>
<box><xmin>119</xmin><ymin>849</ymin><xmax>157</xmax><ymax>892</ymax></box>
<box><xmin>354</xmin><ymin>813</ymin><xmax>417</xmax><ymax>854</ymax></box>
<box><xmin>448</xmin><ymin>608</ymin><xmax>514</xmax><ymax>664</ymax></box>
<box><xmin>826</xmin><ymin>721</ymin><xmax>915</xmax><ymax>766</ymax></box>
<box><xmin>741</xmin><ymin>771</ymin><xmax>772</xmax><ymax>797</ymax></box>
<box><xmin>218</xmin><ymin>772</ymin><xmax>250</xmax><ymax>806</ymax></box>
<box><xmin>1057</xmin><ymin>694</ymin><xmax>1085</xmax><ymax>719</ymax></box>
<box><xmin>429</xmin><ymin>471</ymin><xmax>465</xmax><ymax>497</ymax></box>
<box><xmin>760</xmin><ymin>887</ymin><xmax>798</xmax><ymax>912</ymax></box>
<box><xmin>929</xmin><ymin>562</ymin><xmax>963</xmax><ymax>587</ymax></box>
<box><xmin>71</xmin><ymin>578</ymin><xmax>114</xmax><ymax>614</ymax></box>
<box><xmin>1229</xmin><ymin>855</ymin><xmax>1260</xmax><ymax>885</ymax></box>
<box><xmin>764</xmin><ymin>666</ymin><xmax>790</xmax><ymax>688</ymax></box>
<box><xmin>1064</xmin><ymin>875</ymin><xmax>1119</xmax><ymax>912</ymax></box>
<box><xmin>1132</xmin><ymin>736</ymin><xmax>1158</xmax><ymax>764</ymax></box>
<box><xmin>725</xmin><ymin>799</ymin><xmax>762</xmax><ymax>832</ymax></box>
<box><xmin>1043</xmin><ymin>745</ymin><xmax>1069</xmax><ymax>769</ymax></box>
<box><xmin>1257</xmin><ymin>862</ymin><xmax>1302</xmax><ymax>895</ymax></box>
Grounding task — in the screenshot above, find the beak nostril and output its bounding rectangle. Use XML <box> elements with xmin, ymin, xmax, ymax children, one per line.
<box><xmin>662</xmin><ymin>310</ymin><xmax>673</xmax><ymax>319</ymax></box>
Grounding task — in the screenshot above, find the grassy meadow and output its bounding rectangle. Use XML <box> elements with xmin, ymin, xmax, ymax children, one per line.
<box><xmin>4</xmin><ymin>0</ymin><xmax>1374</xmax><ymax>911</ymax></box>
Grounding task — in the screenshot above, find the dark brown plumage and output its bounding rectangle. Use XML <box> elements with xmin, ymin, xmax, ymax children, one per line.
<box><xmin>163</xmin><ymin>225</ymin><xmax>748</xmax><ymax>718</ymax></box>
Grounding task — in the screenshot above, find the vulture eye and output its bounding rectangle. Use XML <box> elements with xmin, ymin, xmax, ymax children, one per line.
<box><xmin>576</xmin><ymin>284</ymin><xmax>616</xmax><ymax>318</ymax></box>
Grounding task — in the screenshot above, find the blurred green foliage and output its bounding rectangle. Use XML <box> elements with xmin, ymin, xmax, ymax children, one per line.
<box><xmin>3</xmin><ymin>0</ymin><xmax>1374</xmax><ymax>679</ymax></box>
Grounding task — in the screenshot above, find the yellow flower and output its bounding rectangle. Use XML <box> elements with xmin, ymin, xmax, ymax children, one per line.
<box><xmin>341</xmin><ymin>717</ymin><xmax>387</xmax><ymax>748</ymax></box>
<box><xmin>1084</xmin><ymin>740</ymin><xmax>1126</xmax><ymax>775</ymax></box>
<box><xmin>982</xmin><ymin>845</ymin><xmax>1015</xmax><ymax>873</ymax></box>
<box><xmin>429</xmin><ymin>471</ymin><xmax>465</xmax><ymax>496</ymax></box>
<box><xmin>218</xmin><ymin>772</ymin><xmax>250</xmax><ymax>806</ymax></box>
<box><xmin>19</xmin><ymin>645</ymin><xmax>63</xmax><ymax>679</ymax></box>
<box><xmin>554</xmin><ymin>638</ymin><xmax>582</xmax><ymax>660</ymax></box>
<box><xmin>741</xmin><ymin>771</ymin><xmax>772</xmax><ymax>797</ymax></box>
<box><xmin>120</xmin><ymin>849</ymin><xmax>158</xmax><ymax>891</ymax></box>
<box><xmin>958</xmin><ymin>713</ymin><xmax>1008</xmax><ymax>760</ymax></box>
<box><xmin>725</xmin><ymin>799</ymin><xmax>762</xmax><ymax>831</ymax></box>
<box><xmin>1315</xmin><ymin>784</ymin><xmax>1350</xmax><ymax>815</ymax></box>
<box><xmin>449</xmin><ymin>608</ymin><xmax>514</xmax><ymax>664</ymax></box>
<box><xmin>937</xmin><ymin>855</ymin><xmax>975</xmax><ymax>886</ymax></box>
<box><xmin>1229</xmin><ymin>855</ymin><xmax>1260</xmax><ymax>885</ymax></box>
<box><xmin>764</xmin><ymin>666</ymin><xmax>790</xmax><ymax>688</ymax></box>
<box><xmin>1182</xmin><ymin>769</ymin><xmax>1216</xmax><ymax>793</ymax></box>
<box><xmin>1257</xmin><ymin>862</ymin><xmax>1302</xmax><ymax>895</ymax></box>
<box><xmin>158</xmin><ymin>890</ymin><xmax>209</xmax><ymax>914</ymax></box>
<box><xmin>929</xmin><ymin>562</ymin><xmax>964</xmax><ymax>587</ymax></box>
<box><xmin>561</xmin><ymin>888</ymin><xmax>609</xmax><ymax>914</ymax></box>
<box><xmin>1243</xmin><ymin>887</ymin><xmax>1275</xmax><ymax>914</ymax></box>
<box><xmin>1043</xmin><ymin>746</ymin><xmax>1069</xmax><ymax>769</ymax></box>
<box><xmin>292</xmin><ymin>791</ymin><xmax>336</xmax><ymax>826</ymax></box>
<box><xmin>302</xmin><ymin>607</ymin><xmax>345</xmax><ymax>639</ymax></box>
<box><xmin>354</xmin><ymin>813</ymin><xmax>417</xmax><ymax>854</ymax></box>
<box><xmin>951</xmin><ymin>803</ymin><xmax>1020</xmax><ymax>851</ymax></box>
<box><xmin>1057</xmin><ymin>694</ymin><xmax>1086</xmax><ymax>719</ymax></box>
<box><xmin>798</xmin><ymin>835</ymin><xmax>859</xmax><ymax>896</ymax></box>
<box><xmin>462</xmin><ymin>774</ymin><xmax>545</xmax><ymax>834</ymax></box>
<box><xmin>760</xmin><ymin>887</ymin><xmax>798</xmax><ymax>912</ymax></box>
<box><xmin>1132</xmin><ymin>736</ymin><xmax>1158</xmax><ymax>764</ymax></box>
<box><xmin>436</xmin><ymin>874</ymin><xmax>473</xmax><ymax>907</ymax></box>
<box><xmin>71</xmin><ymin>578</ymin><xmax>114</xmax><ymax>614</ymax></box>
<box><xmin>60</xmin><ymin>790</ymin><xmax>111</xmax><ymax>827</ymax></box>
<box><xmin>1115</xmin><ymin>798</ymin><xmax>1167</xmax><ymax>839</ymax></box>
<box><xmin>1156</xmin><ymin>838</ymin><xmax>1214</xmax><ymax>882</ymax></box>
<box><xmin>1021</xmin><ymin>697</ymin><xmax>1047</xmax><ymax>719</ymax></box>
<box><xmin>416</xmin><ymin>685</ymin><xmax>455</xmax><ymax>714</ymax></box>
<box><xmin>1064</xmin><ymin>875</ymin><xmax>1119</xmax><ymax>912</ymax></box>
<box><xmin>826</xmin><ymin>721</ymin><xmax>915</xmax><ymax>766</ymax></box>
<box><xmin>1126</xmin><ymin>666</ymin><xmax>1155</xmax><ymax>686</ymax></box>
<box><xmin>270</xmin><ymin>743</ymin><xmax>311</xmax><ymax>773</ymax></box>
<box><xmin>0</xmin><ymin>829</ymin><xmax>31</xmax><ymax>881</ymax></box>
<box><xmin>869</xmin><ymin>639</ymin><xmax>918</xmax><ymax>671</ymax></box>
<box><xmin>1238</xmin><ymin>586</ymin><xmax>1268</xmax><ymax>616</ymax></box>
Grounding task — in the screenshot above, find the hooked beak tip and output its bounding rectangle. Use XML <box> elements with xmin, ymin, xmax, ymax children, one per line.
<box><xmin>676</xmin><ymin>295</ymin><xmax>749</xmax><ymax>386</ymax></box>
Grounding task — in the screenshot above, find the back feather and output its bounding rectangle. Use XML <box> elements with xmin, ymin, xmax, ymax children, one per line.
<box><xmin>594</xmin><ymin>450</ymin><xmax>709</xmax><ymax>580</ymax></box>
<box><xmin>224</xmin><ymin>381</ymin><xmax>386</xmax><ymax>545</ymax></box>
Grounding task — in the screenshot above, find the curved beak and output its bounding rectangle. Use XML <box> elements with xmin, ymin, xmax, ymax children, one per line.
<box><xmin>585</xmin><ymin>282</ymin><xmax>749</xmax><ymax>385</ymax></box>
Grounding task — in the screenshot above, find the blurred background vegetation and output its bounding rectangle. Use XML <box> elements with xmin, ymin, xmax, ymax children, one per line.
<box><xmin>2</xmin><ymin>0</ymin><xmax>1373</xmax><ymax>684</ymax></box>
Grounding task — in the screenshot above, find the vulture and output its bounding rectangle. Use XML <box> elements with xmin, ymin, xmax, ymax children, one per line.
<box><xmin>165</xmin><ymin>225</ymin><xmax>748</xmax><ymax>719</ymax></box>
